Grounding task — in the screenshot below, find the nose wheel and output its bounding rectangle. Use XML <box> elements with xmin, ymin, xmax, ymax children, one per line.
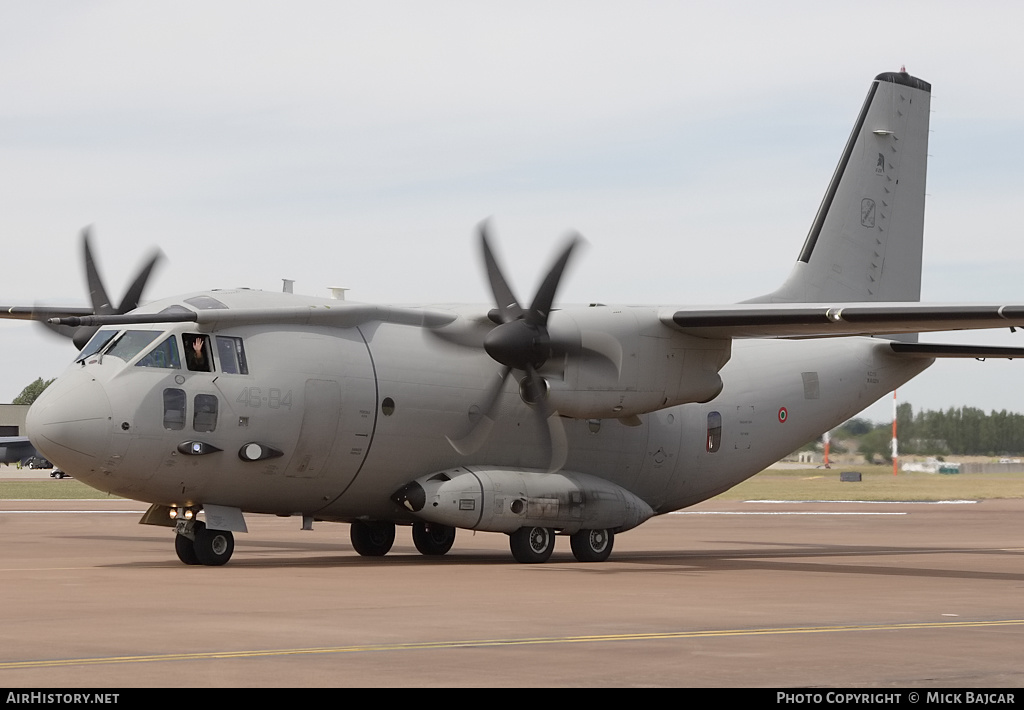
<box><xmin>174</xmin><ymin>521</ymin><xmax>235</xmax><ymax>566</ymax></box>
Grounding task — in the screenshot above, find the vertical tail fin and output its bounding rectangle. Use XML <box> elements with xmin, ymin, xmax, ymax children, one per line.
<box><xmin>750</xmin><ymin>71</ymin><xmax>931</xmax><ymax>305</ymax></box>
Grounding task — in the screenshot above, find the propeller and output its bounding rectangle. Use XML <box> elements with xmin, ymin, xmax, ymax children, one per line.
<box><xmin>48</xmin><ymin>227</ymin><xmax>162</xmax><ymax>349</ymax></box>
<box><xmin>447</xmin><ymin>223</ymin><xmax>579</xmax><ymax>472</ymax></box>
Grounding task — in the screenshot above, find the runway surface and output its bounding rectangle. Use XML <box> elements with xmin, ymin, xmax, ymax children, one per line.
<box><xmin>1</xmin><ymin>496</ymin><xmax>1022</xmax><ymax>687</ymax></box>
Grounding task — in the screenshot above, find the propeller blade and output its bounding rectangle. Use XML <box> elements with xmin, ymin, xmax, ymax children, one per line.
<box><xmin>479</xmin><ymin>222</ymin><xmax>523</xmax><ymax>323</ymax></box>
<box><xmin>117</xmin><ymin>249</ymin><xmax>163</xmax><ymax>313</ymax></box>
<box><xmin>544</xmin><ymin>411</ymin><xmax>569</xmax><ymax>474</ymax></box>
<box><xmin>523</xmin><ymin>365</ymin><xmax>567</xmax><ymax>473</ymax></box>
<box><xmin>446</xmin><ymin>366</ymin><xmax>512</xmax><ymax>455</ymax></box>
<box><xmin>527</xmin><ymin>233</ymin><xmax>580</xmax><ymax>327</ymax></box>
<box><xmin>82</xmin><ymin>227</ymin><xmax>113</xmax><ymax>315</ymax></box>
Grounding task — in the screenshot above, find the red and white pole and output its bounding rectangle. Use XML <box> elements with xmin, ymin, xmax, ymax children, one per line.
<box><xmin>892</xmin><ymin>390</ymin><xmax>898</xmax><ymax>476</ymax></box>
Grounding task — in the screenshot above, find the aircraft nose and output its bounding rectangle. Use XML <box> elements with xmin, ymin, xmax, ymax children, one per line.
<box><xmin>27</xmin><ymin>369</ymin><xmax>112</xmax><ymax>471</ymax></box>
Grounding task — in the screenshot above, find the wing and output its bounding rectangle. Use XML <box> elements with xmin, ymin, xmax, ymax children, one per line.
<box><xmin>46</xmin><ymin>302</ymin><xmax>459</xmax><ymax>330</ymax></box>
<box><xmin>0</xmin><ymin>306</ymin><xmax>95</xmax><ymax>321</ymax></box>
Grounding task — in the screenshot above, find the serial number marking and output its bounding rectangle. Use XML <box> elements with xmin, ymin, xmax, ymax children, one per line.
<box><xmin>236</xmin><ymin>387</ymin><xmax>293</xmax><ymax>410</ymax></box>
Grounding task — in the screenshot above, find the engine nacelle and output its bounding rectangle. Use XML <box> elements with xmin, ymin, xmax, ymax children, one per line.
<box><xmin>392</xmin><ymin>467</ymin><xmax>655</xmax><ymax>535</ymax></box>
<box><xmin>543</xmin><ymin>306</ymin><xmax>730</xmax><ymax>419</ymax></box>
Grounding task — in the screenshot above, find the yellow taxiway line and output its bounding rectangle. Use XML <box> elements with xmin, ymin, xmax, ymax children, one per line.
<box><xmin>3</xmin><ymin>619</ymin><xmax>1023</xmax><ymax>670</ymax></box>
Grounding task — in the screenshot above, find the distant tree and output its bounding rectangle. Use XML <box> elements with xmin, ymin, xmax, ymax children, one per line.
<box><xmin>12</xmin><ymin>377</ymin><xmax>54</xmax><ymax>405</ymax></box>
<box><xmin>858</xmin><ymin>426</ymin><xmax>893</xmax><ymax>463</ymax></box>
<box><xmin>836</xmin><ymin>417</ymin><xmax>873</xmax><ymax>437</ymax></box>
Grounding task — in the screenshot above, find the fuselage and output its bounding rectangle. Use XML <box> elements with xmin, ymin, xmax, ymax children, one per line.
<box><xmin>27</xmin><ymin>288</ymin><xmax>931</xmax><ymax>523</ymax></box>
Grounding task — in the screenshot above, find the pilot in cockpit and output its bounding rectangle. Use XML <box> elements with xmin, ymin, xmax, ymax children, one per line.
<box><xmin>184</xmin><ymin>334</ymin><xmax>211</xmax><ymax>372</ymax></box>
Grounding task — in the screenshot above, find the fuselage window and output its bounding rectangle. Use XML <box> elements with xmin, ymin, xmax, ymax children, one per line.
<box><xmin>183</xmin><ymin>334</ymin><xmax>213</xmax><ymax>372</ymax></box>
<box><xmin>105</xmin><ymin>331</ymin><xmax>161</xmax><ymax>363</ymax></box>
<box><xmin>706</xmin><ymin>411</ymin><xmax>722</xmax><ymax>453</ymax></box>
<box><xmin>193</xmin><ymin>394</ymin><xmax>218</xmax><ymax>433</ymax></box>
<box><xmin>163</xmin><ymin>388</ymin><xmax>186</xmax><ymax>430</ymax></box>
<box><xmin>215</xmin><ymin>336</ymin><xmax>248</xmax><ymax>375</ymax></box>
<box><xmin>75</xmin><ymin>329</ymin><xmax>118</xmax><ymax>363</ymax></box>
<box><xmin>136</xmin><ymin>336</ymin><xmax>181</xmax><ymax>369</ymax></box>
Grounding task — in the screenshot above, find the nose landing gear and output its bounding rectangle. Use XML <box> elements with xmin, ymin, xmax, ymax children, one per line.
<box><xmin>174</xmin><ymin>521</ymin><xmax>235</xmax><ymax>566</ymax></box>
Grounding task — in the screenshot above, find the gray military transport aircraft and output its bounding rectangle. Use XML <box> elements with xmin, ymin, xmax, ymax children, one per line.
<box><xmin>7</xmin><ymin>70</ymin><xmax>1024</xmax><ymax>566</ymax></box>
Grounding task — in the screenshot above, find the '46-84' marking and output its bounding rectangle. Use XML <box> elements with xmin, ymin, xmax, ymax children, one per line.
<box><xmin>236</xmin><ymin>387</ymin><xmax>293</xmax><ymax>410</ymax></box>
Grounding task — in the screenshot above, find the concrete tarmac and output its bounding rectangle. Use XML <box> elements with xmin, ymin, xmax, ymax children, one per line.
<box><xmin>1</xmin><ymin>495</ymin><xmax>1022</xmax><ymax>688</ymax></box>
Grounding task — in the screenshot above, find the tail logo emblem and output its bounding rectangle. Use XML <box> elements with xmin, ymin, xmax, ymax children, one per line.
<box><xmin>861</xmin><ymin>198</ymin><xmax>876</xmax><ymax>227</ymax></box>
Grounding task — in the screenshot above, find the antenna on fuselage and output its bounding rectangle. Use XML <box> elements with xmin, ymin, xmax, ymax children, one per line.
<box><xmin>282</xmin><ymin>279</ymin><xmax>294</xmax><ymax>294</ymax></box>
<box><xmin>328</xmin><ymin>287</ymin><xmax>348</xmax><ymax>301</ymax></box>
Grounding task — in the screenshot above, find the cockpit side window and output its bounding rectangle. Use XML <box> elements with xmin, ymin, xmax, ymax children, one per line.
<box><xmin>105</xmin><ymin>331</ymin><xmax>162</xmax><ymax>363</ymax></box>
<box><xmin>183</xmin><ymin>333</ymin><xmax>213</xmax><ymax>372</ymax></box>
<box><xmin>75</xmin><ymin>329</ymin><xmax>118</xmax><ymax>363</ymax></box>
<box><xmin>136</xmin><ymin>336</ymin><xmax>181</xmax><ymax>370</ymax></box>
<box><xmin>215</xmin><ymin>336</ymin><xmax>248</xmax><ymax>375</ymax></box>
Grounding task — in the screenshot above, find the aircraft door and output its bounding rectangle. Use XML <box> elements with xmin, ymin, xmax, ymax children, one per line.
<box><xmin>285</xmin><ymin>379</ymin><xmax>343</xmax><ymax>478</ymax></box>
<box><xmin>281</xmin><ymin>364</ymin><xmax>376</xmax><ymax>495</ymax></box>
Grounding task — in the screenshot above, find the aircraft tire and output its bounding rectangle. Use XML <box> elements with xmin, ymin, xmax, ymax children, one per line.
<box><xmin>411</xmin><ymin>522</ymin><xmax>456</xmax><ymax>556</ymax></box>
<box><xmin>350</xmin><ymin>520</ymin><xmax>396</xmax><ymax>557</ymax></box>
<box><xmin>509</xmin><ymin>526</ymin><xmax>555</xmax><ymax>563</ymax></box>
<box><xmin>193</xmin><ymin>522</ymin><xmax>234</xmax><ymax>566</ymax></box>
<box><xmin>174</xmin><ymin>532</ymin><xmax>200</xmax><ymax>565</ymax></box>
<box><xmin>569</xmin><ymin>528</ymin><xmax>614</xmax><ymax>562</ymax></box>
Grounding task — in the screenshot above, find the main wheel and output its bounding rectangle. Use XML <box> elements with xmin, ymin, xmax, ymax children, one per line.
<box><xmin>509</xmin><ymin>526</ymin><xmax>555</xmax><ymax>563</ymax></box>
<box><xmin>350</xmin><ymin>521</ymin><xmax>396</xmax><ymax>557</ymax></box>
<box><xmin>193</xmin><ymin>521</ymin><xmax>234</xmax><ymax>566</ymax></box>
<box><xmin>570</xmin><ymin>528</ymin><xmax>614</xmax><ymax>562</ymax></box>
<box><xmin>174</xmin><ymin>532</ymin><xmax>200</xmax><ymax>565</ymax></box>
<box><xmin>412</xmin><ymin>522</ymin><xmax>456</xmax><ymax>556</ymax></box>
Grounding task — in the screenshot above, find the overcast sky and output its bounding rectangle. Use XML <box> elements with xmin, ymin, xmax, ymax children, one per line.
<box><xmin>2</xmin><ymin>1</ymin><xmax>1023</xmax><ymax>423</ymax></box>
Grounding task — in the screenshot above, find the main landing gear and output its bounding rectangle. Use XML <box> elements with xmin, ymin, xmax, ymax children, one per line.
<box><xmin>346</xmin><ymin>522</ymin><xmax>615</xmax><ymax>563</ymax></box>
<box><xmin>411</xmin><ymin>522</ymin><xmax>456</xmax><ymax>556</ymax></box>
<box><xmin>348</xmin><ymin>521</ymin><xmax>458</xmax><ymax>558</ymax></box>
<box><xmin>509</xmin><ymin>526</ymin><xmax>615</xmax><ymax>563</ymax></box>
<box><xmin>174</xmin><ymin>521</ymin><xmax>235</xmax><ymax>566</ymax></box>
<box><xmin>349</xmin><ymin>520</ymin><xmax>397</xmax><ymax>556</ymax></box>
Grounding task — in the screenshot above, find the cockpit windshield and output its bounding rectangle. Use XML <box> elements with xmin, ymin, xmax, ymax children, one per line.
<box><xmin>104</xmin><ymin>331</ymin><xmax>162</xmax><ymax>363</ymax></box>
<box><xmin>75</xmin><ymin>329</ymin><xmax>119</xmax><ymax>363</ymax></box>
